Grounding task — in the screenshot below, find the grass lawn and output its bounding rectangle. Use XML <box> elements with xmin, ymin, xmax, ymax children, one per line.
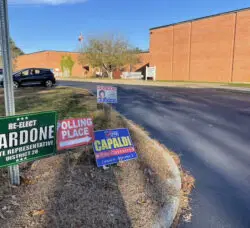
<box><xmin>155</xmin><ymin>80</ymin><xmax>223</xmax><ymax>84</ymax></box>
<box><xmin>0</xmin><ymin>87</ymin><xmax>191</xmax><ymax>228</ymax></box>
<box><xmin>157</xmin><ymin>81</ymin><xmax>250</xmax><ymax>88</ymax></box>
<box><xmin>5</xmin><ymin>87</ymin><xmax>96</xmax><ymax>120</ymax></box>
<box><xmin>59</xmin><ymin>77</ymin><xmax>250</xmax><ymax>90</ymax></box>
<box><xmin>226</xmin><ymin>83</ymin><xmax>250</xmax><ymax>88</ymax></box>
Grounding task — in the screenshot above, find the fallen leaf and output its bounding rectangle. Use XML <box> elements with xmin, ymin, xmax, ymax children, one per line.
<box><xmin>103</xmin><ymin>165</ymin><xmax>109</xmax><ymax>170</ymax></box>
<box><xmin>21</xmin><ymin>177</ymin><xmax>36</xmax><ymax>185</ymax></box>
<box><xmin>117</xmin><ymin>162</ymin><xmax>126</xmax><ymax>168</ymax></box>
<box><xmin>29</xmin><ymin>210</ymin><xmax>45</xmax><ymax>217</ymax></box>
<box><xmin>0</xmin><ymin>211</ymin><xmax>6</xmax><ymax>220</ymax></box>
<box><xmin>10</xmin><ymin>185</ymin><xmax>18</xmax><ymax>188</ymax></box>
<box><xmin>40</xmin><ymin>171</ymin><xmax>50</xmax><ymax>178</ymax></box>
<box><xmin>136</xmin><ymin>198</ymin><xmax>146</xmax><ymax>205</ymax></box>
<box><xmin>6</xmin><ymin>210</ymin><xmax>14</xmax><ymax>214</ymax></box>
<box><xmin>183</xmin><ymin>212</ymin><xmax>192</xmax><ymax>223</ymax></box>
<box><xmin>10</xmin><ymin>200</ymin><xmax>20</xmax><ymax>206</ymax></box>
<box><xmin>31</xmin><ymin>160</ymin><xmax>40</xmax><ymax>170</ymax></box>
<box><xmin>136</xmin><ymin>194</ymin><xmax>147</xmax><ymax>205</ymax></box>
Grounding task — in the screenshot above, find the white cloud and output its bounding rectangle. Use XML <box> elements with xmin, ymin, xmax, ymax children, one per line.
<box><xmin>9</xmin><ymin>0</ymin><xmax>88</xmax><ymax>5</ymax></box>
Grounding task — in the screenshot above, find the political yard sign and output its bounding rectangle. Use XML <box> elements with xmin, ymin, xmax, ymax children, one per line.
<box><xmin>93</xmin><ymin>128</ymin><xmax>137</xmax><ymax>167</ymax></box>
<box><xmin>0</xmin><ymin>111</ymin><xmax>57</xmax><ymax>168</ymax></box>
<box><xmin>97</xmin><ymin>85</ymin><xmax>117</xmax><ymax>104</ymax></box>
<box><xmin>57</xmin><ymin>118</ymin><xmax>94</xmax><ymax>150</ymax></box>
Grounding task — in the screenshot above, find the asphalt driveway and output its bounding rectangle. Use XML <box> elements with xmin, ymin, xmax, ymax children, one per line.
<box><xmin>59</xmin><ymin>80</ymin><xmax>250</xmax><ymax>228</ymax></box>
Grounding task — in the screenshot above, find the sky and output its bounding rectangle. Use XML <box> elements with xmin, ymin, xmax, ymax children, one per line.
<box><xmin>7</xmin><ymin>0</ymin><xmax>250</xmax><ymax>54</ymax></box>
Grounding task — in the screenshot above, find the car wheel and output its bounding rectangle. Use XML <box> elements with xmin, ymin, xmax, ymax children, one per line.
<box><xmin>44</xmin><ymin>80</ymin><xmax>53</xmax><ymax>87</ymax></box>
<box><xmin>13</xmin><ymin>81</ymin><xmax>19</xmax><ymax>89</ymax></box>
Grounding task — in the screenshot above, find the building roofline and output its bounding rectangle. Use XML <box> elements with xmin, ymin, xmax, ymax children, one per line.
<box><xmin>22</xmin><ymin>50</ymin><xmax>81</xmax><ymax>56</ymax></box>
<box><xmin>20</xmin><ymin>50</ymin><xmax>149</xmax><ymax>56</ymax></box>
<box><xmin>140</xmin><ymin>51</ymin><xmax>150</xmax><ymax>54</ymax></box>
<box><xmin>150</xmin><ymin>7</ymin><xmax>250</xmax><ymax>31</ymax></box>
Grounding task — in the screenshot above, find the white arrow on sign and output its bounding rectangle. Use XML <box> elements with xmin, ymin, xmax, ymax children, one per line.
<box><xmin>59</xmin><ymin>136</ymin><xmax>92</xmax><ymax>148</ymax></box>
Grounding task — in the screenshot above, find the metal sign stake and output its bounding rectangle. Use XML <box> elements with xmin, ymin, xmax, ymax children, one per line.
<box><xmin>0</xmin><ymin>0</ymin><xmax>20</xmax><ymax>185</ymax></box>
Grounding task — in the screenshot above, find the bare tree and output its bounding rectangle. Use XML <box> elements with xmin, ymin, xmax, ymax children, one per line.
<box><xmin>0</xmin><ymin>38</ymin><xmax>24</xmax><ymax>70</ymax></box>
<box><xmin>78</xmin><ymin>35</ymin><xmax>140</xmax><ymax>79</ymax></box>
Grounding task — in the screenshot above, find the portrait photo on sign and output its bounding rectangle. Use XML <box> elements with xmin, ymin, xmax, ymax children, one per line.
<box><xmin>98</xmin><ymin>90</ymin><xmax>106</xmax><ymax>100</ymax></box>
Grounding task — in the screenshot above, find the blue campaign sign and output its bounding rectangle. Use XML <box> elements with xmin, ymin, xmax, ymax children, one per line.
<box><xmin>93</xmin><ymin>128</ymin><xmax>137</xmax><ymax>167</ymax></box>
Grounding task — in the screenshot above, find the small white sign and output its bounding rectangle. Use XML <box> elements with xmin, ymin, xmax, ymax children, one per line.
<box><xmin>146</xmin><ymin>66</ymin><xmax>156</xmax><ymax>81</ymax></box>
<box><xmin>97</xmin><ymin>86</ymin><xmax>117</xmax><ymax>104</ymax></box>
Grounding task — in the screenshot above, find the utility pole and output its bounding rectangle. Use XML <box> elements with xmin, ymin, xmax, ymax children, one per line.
<box><xmin>78</xmin><ymin>32</ymin><xmax>84</xmax><ymax>50</ymax></box>
<box><xmin>0</xmin><ymin>0</ymin><xmax>20</xmax><ymax>185</ymax></box>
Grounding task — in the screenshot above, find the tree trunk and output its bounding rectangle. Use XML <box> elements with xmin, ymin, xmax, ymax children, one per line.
<box><xmin>108</xmin><ymin>71</ymin><xmax>113</xmax><ymax>79</ymax></box>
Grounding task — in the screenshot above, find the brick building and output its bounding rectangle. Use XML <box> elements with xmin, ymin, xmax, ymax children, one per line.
<box><xmin>16</xmin><ymin>50</ymin><xmax>150</xmax><ymax>78</ymax></box>
<box><xmin>15</xmin><ymin>7</ymin><xmax>250</xmax><ymax>82</ymax></box>
<box><xmin>150</xmin><ymin>7</ymin><xmax>250</xmax><ymax>82</ymax></box>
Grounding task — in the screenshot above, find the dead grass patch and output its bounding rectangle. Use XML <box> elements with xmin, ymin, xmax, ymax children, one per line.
<box><xmin>0</xmin><ymin>87</ymin><xmax>194</xmax><ymax>227</ymax></box>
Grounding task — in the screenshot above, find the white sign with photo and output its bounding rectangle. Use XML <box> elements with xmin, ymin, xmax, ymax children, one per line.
<box><xmin>97</xmin><ymin>86</ymin><xmax>117</xmax><ymax>104</ymax></box>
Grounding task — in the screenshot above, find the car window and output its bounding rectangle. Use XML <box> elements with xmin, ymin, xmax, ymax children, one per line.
<box><xmin>40</xmin><ymin>69</ymin><xmax>50</xmax><ymax>74</ymax></box>
<box><xmin>20</xmin><ymin>70</ymin><xmax>29</xmax><ymax>77</ymax></box>
<box><xmin>0</xmin><ymin>69</ymin><xmax>3</xmax><ymax>75</ymax></box>
<box><xmin>29</xmin><ymin>69</ymin><xmax>40</xmax><ymax>76</ymax></box>
<box><xmin>35</xmin><ymin>69</ymin><xmax>40</xmax><ymax>75</ymax></box>
<box><xmin>41</xmin><ymin>69</ymin><xmax>53</xmax><ymax>75</ymax></box>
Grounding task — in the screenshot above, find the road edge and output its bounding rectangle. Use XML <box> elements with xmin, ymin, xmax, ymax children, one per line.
<box><xmin>124</xmin><ymin>119</ymin><xmax>182</xmax><ymax>228</ymax></box>
<box><xmin>57</xmin><ymin>78</ymin><xmax>250</xmax><ymax>92</ymax></box>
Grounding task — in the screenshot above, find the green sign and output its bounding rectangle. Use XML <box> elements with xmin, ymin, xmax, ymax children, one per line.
<box><xmin>0</xmin><ymin>111</ymin><xmax>57</xmax><ymax>168</ymax></box>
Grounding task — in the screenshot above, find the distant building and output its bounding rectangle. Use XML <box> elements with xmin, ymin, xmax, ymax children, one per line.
<box><xmin>15</xmin><ymin>50</ymin><xmax>150</xmax><ymax>78</ymax></box>
<box><xmin>15</xmin><ymin>7</ymin><xmax>250</xmax><ymax>82</ymax></box>
<box><xmin>150</xmin><ymin>7</ymin><xmax>250</xmax><ymax>82</ymax></box>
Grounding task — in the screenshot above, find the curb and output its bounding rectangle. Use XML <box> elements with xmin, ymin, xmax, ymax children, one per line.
<box><xmin>153</xmin><ymin>146</ymin><xmax>182</xmax><ymax>228</ymax></box>
<box><xmin>125</xmin><ymin>120</ymin><xmax>182</xmax><ymax>228</ymax></box>
<box><xmin>216</xmin><ymin>86</ymin><xmax>250</xmax><ymax>94</ymax></box>
<box><xmin>58</xmin><ymin>78</ymin><xmax>250</xmax><ymax>93</ymax></box>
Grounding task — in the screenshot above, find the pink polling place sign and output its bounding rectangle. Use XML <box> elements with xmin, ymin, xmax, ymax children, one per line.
<box><xmin>57</xmin><ymin>118</ymin><xmax>94</xmax><ymax>150</ymax></box>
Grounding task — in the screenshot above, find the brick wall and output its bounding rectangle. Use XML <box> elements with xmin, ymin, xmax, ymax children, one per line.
<box><xmin>150</xmin><ymin>26</ymin><xmax>174</xmax><ymax>80</ymax></box>
<box><xmin>16</xmin><ymin>51</ymin><xmax>149</xmax><ymax>78</ymax></box>
<box><xmin>134</xmin><ymin>52</ymin><xmax>150</xmax><ymax>71</ymax></box>
<box><xmin>150</xmin><ymin>8</ymin><xmax>250</xmax><ymax>82</ymax></box>
<box><xmin>16</xmin><ymin>51</ymin><xmax>92</xmax><ymax>77</ymax></box>
<box><xmin>16</xmin><ymin>52</ymin><xmax>48</xmax><ymax>69</ymax></box>
<box><xmin>173</xmin><ymin>23</ymin><xmax>191</xmax><ymax>81</ymax></box>
<box><xmin>190</xmin><ymin>14</ymin><xmax>235</xmax><ymax>82</ymax></box>
<box><xmin>46</xmin><ymin>51</ymin><xmax>87</xmax><ymax>77</ymax></box>
<box><xmin>233</xmin><ymin>10</ymin><xmax>250</xmax><ymax>82</ymax></box>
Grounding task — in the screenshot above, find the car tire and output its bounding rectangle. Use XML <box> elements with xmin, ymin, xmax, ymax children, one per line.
<box><xmin>13</xmin><ymin>81</ymin><xmax>19</xmax><ymax>89</ymax></box>
<box><xmin>44</xmin><ymin>80</ymin><xmax>53</xmax><ymax>88</ymax></box>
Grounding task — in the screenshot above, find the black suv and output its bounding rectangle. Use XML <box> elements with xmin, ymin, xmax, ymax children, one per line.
<box><xmin>1</xmin><ymin>68</ymin><xmax>56</xmax><ymax>88</ymax></box>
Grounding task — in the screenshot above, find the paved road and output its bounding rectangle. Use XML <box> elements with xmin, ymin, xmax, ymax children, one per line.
<box><xmin>59</xmin><ymin>80</ymin><xmax>250</xmax><ymax>228</ymax></box>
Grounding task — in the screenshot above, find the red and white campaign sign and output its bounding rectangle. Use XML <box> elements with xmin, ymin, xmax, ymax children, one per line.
<box><xmin>57</xmin><ymin>118</ymin><xmax>94</xmax><ymax>150</ymax></box>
